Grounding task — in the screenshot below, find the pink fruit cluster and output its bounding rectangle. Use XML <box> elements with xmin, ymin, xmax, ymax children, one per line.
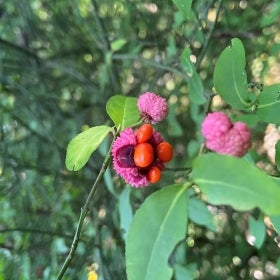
<box><xmin>201</xmin><ymin>112</ymin><xmax>251</xmax><ymax>157</ymax></box>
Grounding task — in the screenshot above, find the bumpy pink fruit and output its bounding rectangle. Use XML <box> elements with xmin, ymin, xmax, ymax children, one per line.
<box><xmin>201</xmin><ymin>112</ymin><xmax>251</xmax><ymax>157</ymax></box>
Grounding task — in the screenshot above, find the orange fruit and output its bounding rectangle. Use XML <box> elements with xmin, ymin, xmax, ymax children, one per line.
<box><xmin>156</xmin><ymin>142</ymin><xmax>173</xmax><ymax>162</ymax></box>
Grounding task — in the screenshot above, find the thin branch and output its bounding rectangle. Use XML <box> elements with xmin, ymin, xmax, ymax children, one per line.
<box><xmin>0</xmin><ymin>227</ymin><xmax>84</xmax><ymax>241</ymax></box>
<box><xmin>112</xmin><ymin>53</ymin><xmax>188</xmax><ymax>80</ymax></box>
<box><xmin>91</xmin><ymin>0</ymin><xmax>120</xmax><ymax>91</ymax></box>
<box><xmin>196</xmin><ymin>0</ymin><xmax>224</xmax><ymax>70</ymax></box>
<box><xmin>56</xmin><ymin>133</ymin><xmax>116</xmax><ymax>280</ymax></box>
<box><xmin>0</xmin><ymin>37</ymin><xmax>40</xmax><ymax>61</ymax></box>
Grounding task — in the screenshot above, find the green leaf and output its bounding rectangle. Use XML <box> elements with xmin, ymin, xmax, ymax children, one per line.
<box><xmin>106</xmin><ymin>95</ymin><xmax>140</xmax><ymax>130</ymax></box>
<box><xmin>110</xmin><ymin>38</ymin><xmax>127</xmax><ymax>52</ymax></box>
<box><xmin>189</xmin><ymin>197</ymin><xmax>216</xmax><ymax>231</ymax></box>
<box><xmin>180</xmin><ymin>48</ymin><xmax>206</xmax><ymax>105</ymax></box>
<box><xmin>167</xmin><ymin>103</ymin><xmax>183</xmax><ymax>137</ymax></box>
<box><xmin>248</xmin><ymin>215</ymin><xmax>266</xmax><ymax>249</ymax></box>
<box><xmin>255</xmin><ymin>84</ymin><xmax>280</xmax><ymax>124</ymax></box>
<box><xmin>65</xmin><ymin>125</ymin><xmax>111</xmax><ymax>171</ymax></box>
<box><xmin>270</xmin><ymin>215</ymin><xmax>280</xmax><ymax>234</ymax></box>
<box><xmin>231</xmin><ymin>114</ymin><xmax>259</xmax><ymax>128</ymax></box>
<box><xmin>192</xmin><ymin>153</ymin><xmax>280</xmax><ymax>215</ymax></box>
<box><xmin>275</xmin><ymin>140</ymin><xmax>280</xmax><ymax>172</ymax></box>
<box><xmin>174</xmin><ymin>263</ymin><xmax>197</xmax><ymax>280</ymax></box>
<box><xmin>126</xmin><ymin>184</ymin><xmax>188</xmax><ymax>280</ymax></box>
<box><xmin>213</xmin><ymin>38</ymin><xmax>251</xmax><ymax>109</ymax></box>
<box><xmin>172</xmin><ymin>0</ymin><xmax>194</xmax><ymax>20</ymax></box>
<box><xmin>119</xmin><ymin>187</ymin><xmax>133</xmax><ymax>240</ymax></box>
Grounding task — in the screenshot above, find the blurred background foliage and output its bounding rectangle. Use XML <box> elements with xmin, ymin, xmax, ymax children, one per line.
<box><xmin>1</xmin><ymin>0</ymin><xmax>280</xmax><ymax>279</ymax></box>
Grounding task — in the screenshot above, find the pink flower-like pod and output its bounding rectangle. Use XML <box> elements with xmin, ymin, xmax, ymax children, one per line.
<box><xmin>201</xmin><ymin>112</ymin><xmax>251</xmax><ymax>157</ymax></box>
<box><xmin>137</xmin><ymin>92</ymin><xmax>168</xmax><ymax>124</ymax></box>
<box><xmin>111</xmin><ymin>127</ymin><xmax>164</xmax><ymax>187</ymax></box>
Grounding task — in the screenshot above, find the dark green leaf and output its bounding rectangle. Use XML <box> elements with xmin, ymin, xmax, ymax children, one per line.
<box><xmin>65</xmin><ymin>125</ymin><xmax>111</xmax><ymax>171</ymax></box>
<box><xmin>126</xmin><ymin>184</ymin><xmax>188</xmax><ymax>280</ymax></box>
<box><xmin>248</xmin><ymin>215</ymin><xmax>266</xmax><ymax>249</ymax></box>
<box><xmin>180</xmin><ymin>48</ymin><xmax>206</xmax><ymax>105</ymax></box>
<box><xmin>213</xmin><ymin>38</ymin><xmax>251</xmax><ymax>109</ymax></box>
<box><xmin>192</xmin><ymin>153</ymin><xmax>280</xmax><ymax>215</ymax></box>
<box><xmin>106</xmin><ymin>95</ymin><xmax>140</xmax><ymax>130</ymax></box>
<box><xmin>255</xmin><ymin>84</ymin><xmax>280</xmax><ymax>124</ymax></box>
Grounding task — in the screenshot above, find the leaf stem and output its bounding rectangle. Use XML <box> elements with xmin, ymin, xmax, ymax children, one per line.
<box><xmin>56</xmin><ymin>135</ymin><xmax>116</xmax><ymax>280</ymax></box>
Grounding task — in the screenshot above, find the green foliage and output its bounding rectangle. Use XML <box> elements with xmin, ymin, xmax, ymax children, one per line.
<box><xmin>126</xmin><ymin>185</ymin><xmax>188</xmax><ymax>280</ymax></box>
<box><xmin>255</xmin><ymin>84</ymin><xmax>280</xmax><ymax>124</ymax></box>
<box><xmin>106</xmin><ymin>95</ymin><xmax>140</xmax><ymax>130</ymax></box>
<box><xmin>188</xmin><ymin>196</ymin><xmax>216</xmax><ymax>232</ymax></box>
<box><xmin>192</xmin><ymin>153</ymin><xmax>280</xmax><ymax>215</ymax></box>
<box><xmin>65</xmin><ymin>125</ymin><xmax>112</xmax><ymax>171</ymax></box>
<box><xmin>214</xmin><ymin>38</ymin><xmax>252</xmax><ymax>109</ymax></box>
<box><xmin>180</xmin><ymin>48</ymin><xmax>206</xmax><ymax>105</ymax></box>
<box><xmin>276</xmin><ymin>140</ymin><xmax>280</xmax><ymax>172</ymax></box>
<box><xmin>2</xmin><ymin>0</ymin><xmax>280</xmax><ymax>279</ymax></box>
<box><xmin>248</xmin><ymin>215</ymin><xmax>266</xmax><ymax>249</ymax></box>
<box><xmin>172</xmin><ymin>0</ymin><xmax>194</xmax><ymax>20</ymax></box>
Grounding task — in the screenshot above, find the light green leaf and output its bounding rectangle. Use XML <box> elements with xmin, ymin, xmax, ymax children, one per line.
<box><xmin>111</xmin><ymin>38</ymin><xmax>127</xmax><ymax>52</ymax></box>
<box><xmin>192</xmin><ymin>153</ymin><xmax>280</xmax><ymax>215</ymax></box>
<box><xmin>65</xmin><ymin>125</ymin><xmax>111</xmax><ymax>171</ymax></box>
<box><xmin>255</xmin><ymin>84</ymin><xmax>280</xmax><ymax>124</ymax></box>
<box><xmin>189</xmin><ymin>197</ymin><xmax>216</xmax><ymax>231</ymax></box>
<box><xmin>213</xmin><ymin>38</ymin><xmax>252</xmax><ymax>109</ymax></box>
<box><xmin>126</xmin><ymin>184</ymin><xmax>188</xmax><ymax>280</ymax></box>
<box><xmin>180</xmin><ymin>48</ymin><xmax>206</xmax><ymax>105</ymax></box>
<box><xmin>106</xmin><ymin>95</ymin><xmax>139</xmax><ymax>130</ymax></box>
<box><xmin>248</xmin><ymin>215</ymin><xmax>266</xmax><ymax>249</ymax></box>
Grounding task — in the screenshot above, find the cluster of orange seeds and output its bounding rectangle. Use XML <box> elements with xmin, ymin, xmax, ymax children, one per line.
<box><xmin>134</xmin><ymin>124</ymin><xmax>173</xmax><ymax>184</ymax></box>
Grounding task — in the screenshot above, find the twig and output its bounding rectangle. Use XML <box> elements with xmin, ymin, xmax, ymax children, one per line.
<box><xmin>0</xmin><ymin>227</ymin><xmax>82</xmax><ymax>241</ymax></box>
<box><xmin>91</xmin><ymin>0</ymin><xmax>120</xmax><ymax>91</ymax></box>
<box><xmin>56</xmin><ymin>134</ymin><xmax>115</xmax><ymax>279</ymax></box>
<box><xmin>196</xmin><ymin>0</ymin><xmax>224</xmax><ymax>69</ymax></box>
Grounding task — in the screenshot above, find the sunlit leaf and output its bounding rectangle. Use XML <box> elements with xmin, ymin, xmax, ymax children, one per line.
<box><xmin>111</xmin><ymin>38</ymin><xmax>127</xmax><ymax>52</ymax></box>
<box><xmin>65</xmin><ymin>125</ymin><xmax>111</xmax><ymax>171</ymax></box>
<box><xmin>126</xmin><ymin>184</ymin><xmax>188</xmax><ymax>280</ymax></box>
<box><xmin>213</xmin><ymin>38</ymin><xmax>252</xmax><ymax>109</ymax></box>
<box><xmin>180</xmin><ymin>48</ymin><xmax>206</xmax><ymax>105</ymax></box>
<box><xmin>192</xmin><ymin>153</ymin><xmax>280</xmax><ymax>215</ymax></box>
<box><xmin>248</xmin><ymin>215</ymin><xmax>266</xmax><ymax>249</ymax></box>
<box><xmin>255</xmin><ymin>84</ymin><xmax>280</xmax><ymax>124</ymax></box>
<box><xmin>106</xmin><ymin>95</ymin><xmax>139</xmax><ymax>130</ymax></box>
